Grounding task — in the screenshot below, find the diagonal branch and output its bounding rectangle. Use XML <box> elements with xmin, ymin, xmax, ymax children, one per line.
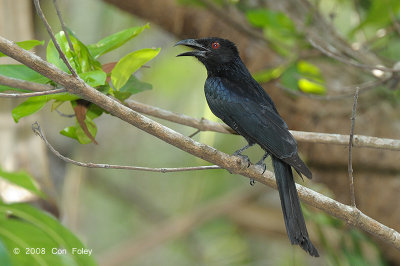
<box><xmin>32</xmin><ymin>122</ymin><xmax>221</xmax><ymax>173</ymax></box>
<box><xmin>33</xmin><ymin>0</ymin><xmax>78</xmax><ymax>77</ymax></box>
<box><xmin>0</xmin><ymin>35</ymin><xmax>399</xmax><ymax>250</ymax></box>
<box><xmin>125</xmin><ymin>100</ymin><xmax>400</xmax><ymax>151</ymax></box>
<box><xmin>52</xmin><ymin>0</ymin><xmax>74</xmax><ymax>52</ymax></box>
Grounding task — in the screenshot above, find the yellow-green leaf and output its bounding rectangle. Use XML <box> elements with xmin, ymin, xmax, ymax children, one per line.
<box><xmin>298</xmin><ymin>78</ymin><xmax>326</xmax><ymax>95</ymax></box>
<box><xmin>88</xmin><ymin>24</ymin><xmax>150</xmax><ymax>59</ymax></box>
<box><xmin>111</xmin><ymin>48</ymin><xmax>160</xmax><ymax>90</ymax></box>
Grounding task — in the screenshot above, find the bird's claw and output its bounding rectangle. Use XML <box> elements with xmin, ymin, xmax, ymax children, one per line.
<box><xmin>249</xmin><ymin>179</ymin><xmax>255</xmax><ymax>186</ymax></box>
<box><xmin>235</xmin><ymin>154</ymin><xmax>251</xmax><ymax>168</ymax></box>
<box><xmin>255</xmin><ymin>161</ymin><xmax>267</xmax><ymax>174</ymax></box>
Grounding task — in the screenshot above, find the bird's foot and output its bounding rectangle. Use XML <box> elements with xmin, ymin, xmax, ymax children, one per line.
<box><xmin>255</xmin><ymin>161</ymin><xmax>267</xmax><ymax>174</ymax></box>
<box><xmin>249</xmin><ymin>179</ymin><xmax>255</xmax><ymax>186</ymax></box>
<box><xmin>234</xmin><ymin>154</ymin><xmax>251</xmax><ymax>168</ymax></box>
<box><xmin>255</xmin><ymin>152</ymin><xmax>269</xmax><ymax>174</ymax></box>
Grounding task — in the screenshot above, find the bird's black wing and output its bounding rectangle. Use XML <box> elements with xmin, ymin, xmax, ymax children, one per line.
<box><xmin>205</xmin><ymin>77</ymin><xmax>311</xmax><ymax>178</ymax></box>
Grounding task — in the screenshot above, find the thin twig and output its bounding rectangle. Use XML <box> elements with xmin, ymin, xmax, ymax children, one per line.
<box><xmin>1</xmin><ymin>37</ymin><xmax>399</xmax><ymax>250</ymax></box>
<box><xmin>0</xmin><ymin>74</ymin><xmax>55</xmax><ymax>92</ymax></box>
<box><xmin>52</xmin><ymin>0</ymin><xmax>74</xmax><ymax>52</ymax></box>
<box><xmin>55</xmin><ymin>109</ymin><xmax>75</xmax><ymax>118</ymax></box>
<box><xmin>33</xmin><ymin>0</ymin><xmax>78</xmax><ymax>77</ymax></box>
<box><xmin>0</xmin><ymin>88</ymin><xmax>66</xmax><ymax>98</ymax></box>
<box><xmin>188</xmin><ymin>129</ymin><xmax>201</xmax><ymax>138</ymax></box>
<box><xmin>308</xmin><ymin>37</ymin><xmax>399</xmax><ymax>73</ymax></box>
<box><xmin>32</xmin><ymin>122</ymin><xmax>221</xmax><ymax>173</ymax></box>
<box><xmin>125</xmin><ymin>100</ymin><xmax>400</xmax><ymax>151</ymax></box>
<box><xmin>348</xmin><ymin>87</ymin><xmax>359</xmax><ymax>207</ymax></box>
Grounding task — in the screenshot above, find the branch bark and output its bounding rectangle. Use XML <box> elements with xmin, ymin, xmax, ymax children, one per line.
<box><xmin>1</xmin><ymin>35</ymin><xmax>399</xmax><ymax>250</ymax></box>
<box><xmin>0</xmin><ymin>88</ymin><xmax>66</xmax><ymax>98</ymax></box>
<box><xmin>0</xmin><ymin>74</ymin><xmax>54</xmax><ymax>92</ymax></box>
<box><xmin>125</xmin><ymin>100</ymin><xmax>400</xmax><ymax>151</ymax></box>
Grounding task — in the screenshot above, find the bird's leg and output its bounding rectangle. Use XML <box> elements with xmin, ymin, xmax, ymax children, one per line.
<box><xmin>250</xmin><ymin>152</ymin><xmax>270</xmax><ymax>186</ymax></box>
<box><xmin>256</xmin><ymin>152</ymin><xmax>269</xmax><ymax>173</ymax></box>
<box><xmin>233</xmin><ymin>143</ymin><xmax>254</xmax><ymax>167</ymax></box>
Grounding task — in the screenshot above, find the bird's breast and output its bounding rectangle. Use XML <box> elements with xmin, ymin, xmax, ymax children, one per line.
<box><xmin>204</xmin><ymin>77</ymin><xmax>232</xmax><ymax>103</ymax></box>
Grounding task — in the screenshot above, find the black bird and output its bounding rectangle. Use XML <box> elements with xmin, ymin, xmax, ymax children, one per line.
<box><xmin>176</xmin><ymin>37</ymin><xmax>319</xmax><ymax>257</ymax></box>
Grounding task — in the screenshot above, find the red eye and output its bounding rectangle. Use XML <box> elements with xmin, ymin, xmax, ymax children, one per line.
<box><xmin>211</xmin><ymin>42</ymin><xmax>220</xmax><ymax>49</ymax></box>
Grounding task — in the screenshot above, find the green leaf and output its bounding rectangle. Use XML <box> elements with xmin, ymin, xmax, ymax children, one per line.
<box><xmin>280</xmin><ymin>64</ymin><xmax>299</xmax><ymax>91</ymax></box>
<box><xmin>75</xmin><ymin>116</ymin><xmax>97</xmax><ymax>144</ymax></box>
<box><xmin>0</xmin><ymin>203</ymin><xmax>96</xmax><ymax>266</ymax></box>
<box><xmin>11</xmin><ymin>96</ymin><xmax>48</xmax><ymax>123</ymax></box>
<box><xmin>79</xmin><ymin>70</ymin><xmax>106</xmax><ymax>87</ymax></box>
<box><xmin>297</xmin><ymin>60</ymin><xmax>321</xmax><ymax>77</ymax></box>
<box><xmin>0</xmin><ymin>65</ymin><xmax>49</xmax><ymax>84</ymax></box>
<box><xmin>61</xmin><ymin>116</ymin><xmax>98</xmax><ymax>144</ymax></box>
<box><xmin>86</xmin><ymin>104</ymin><xmax>104</xmax><ymax>120</ymax></box>
<box><xmin>46</xmin><ymin>37</ymin><xmax>70</xmax><ymax>73</ymax></box>
<box><xmin>11</xmin><ymin>93</ymin><xmax>79</xmax><ymax>122</ymax></box>
<box><xmin>352</xmin><ymin>0</ymin><xmax>400</xmax><ymax>35</ymax></box>
<box><xmin>0</xmin><ymin>65</ymin><xmax>50</xmax><ymax>92</ymax></box>
<box><xmin>60</xmin><ymin>126</ymin><xmax>78</xmax><ymax>140</ymax></box>
<box><xmin>0</xmin><ymin>167</ymin><xmax>45</xmax><ymax>198</ymax></box>
<box><xmin>0</xmin><ymin>239</ymin><xmax>12</xmax><ymax>266</ymax></box>
<box><xmin>246</xmin><ymin>9</ymin><xmax>298</xmax><ymax>56</ymax></box>
<box><xmin>246</xmin><ymin>9</ymin><xmax>296</xmax><ymax>33</ymax></box>
<box><xmin>252</xmin><ymin>65</ymin><xmax>286</xmax><ymax>83</ymax></box>
<box><xmin>88</xmin><ymin>24</ymin><xmax>150</xmax><ymax>59</ymax></box>
<box><xmin>111</xmin><ymin>48</ymin><xmax>160</xmax><ymax>90</ymax></box>
<box><xmin>280</xmin><ymin>62</ymin><xmax>326</xmax><ymax>94</ymax></box>
<box><xmin>114</xmin><ymin>76</ymin><xmax>152</xmax><ymax>101</ymax></box>
<box><xmin>0</xmin><ymin>40</ymin><xmax>44</xmax><ymax>57</ymax></box>
<box><xmin>46</xmin><ymin>31</ymin><xmax>101</xmax><ymax>74</ymax></box>
<box><xmin>48</xmin><ymin>93</ymin><xmax>80</xmax><ymax>102</ymax></box>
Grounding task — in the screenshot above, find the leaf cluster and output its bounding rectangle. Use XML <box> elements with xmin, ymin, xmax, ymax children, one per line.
<box><xmin>1</xmin><ymin>24</ymin><xmax>160</xmax><ymax>144</ymax></box>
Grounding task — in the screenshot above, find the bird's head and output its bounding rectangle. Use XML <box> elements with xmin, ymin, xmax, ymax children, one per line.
<box><xmin>175</xmin><ymin>37</ymin><xmax>239</xmax><ymax>68</ymax></box>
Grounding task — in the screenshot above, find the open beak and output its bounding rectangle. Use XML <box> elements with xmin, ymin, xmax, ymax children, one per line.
<box><xmin>175</xmin><ymin>39</ymin><xmax>208</xmax><ymax>57</ymax></box>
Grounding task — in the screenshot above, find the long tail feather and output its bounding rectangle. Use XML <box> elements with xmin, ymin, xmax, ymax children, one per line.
<box><xmin>272</xmin><ymin>157</ymin><xmax>319</xmax><ymax>257</ymax></box>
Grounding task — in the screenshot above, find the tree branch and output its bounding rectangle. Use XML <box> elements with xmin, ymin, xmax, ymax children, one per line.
<box><xmin>0</xmin><ymin>74</ymin><xmax>54</xmax><ymax>92</ymax></box>
<box><xmin>125</xmin><ymin>99</ymin><xmax>400</xmax><ymax>151</ymax></box>
<box><xmin>0</xmin><ymin>35</ymin><xmax>399</xmax><ymax>250</ymax></box>
<box><xmin>52</xmin><ymin>0</ymin><xmax>74</xmax><ymax>52</ymax></box>
<box><xmin>348</xmin><ymin>87</ymin><xmax>359</xmax><ymax>207</ymax></box>
<box><xmin>0</xmin><ymin>88</ymin><xmax>66</xmax><ymax>98</ymax></box>
<box><xmin>33</xmin><ymin>0</ymin><xmax>78</xmax><ymax>77</ymax></box>
<box><xmin>32</xmin><ymin>122</ymin><xmax>221</xmax><ymax>173</ymax></box>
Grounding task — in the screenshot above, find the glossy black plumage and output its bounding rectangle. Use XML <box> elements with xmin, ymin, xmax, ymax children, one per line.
<box><xmin>176</xmin><ymin>37</ymin><xmax>319</xmax><ymax>257</ymax></box>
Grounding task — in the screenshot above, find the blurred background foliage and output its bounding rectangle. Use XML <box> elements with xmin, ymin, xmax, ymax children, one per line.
<box><xmin>0</xmin><ymin>0</ymin><xmax>399</xmax><ymax>265</ymax></box>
